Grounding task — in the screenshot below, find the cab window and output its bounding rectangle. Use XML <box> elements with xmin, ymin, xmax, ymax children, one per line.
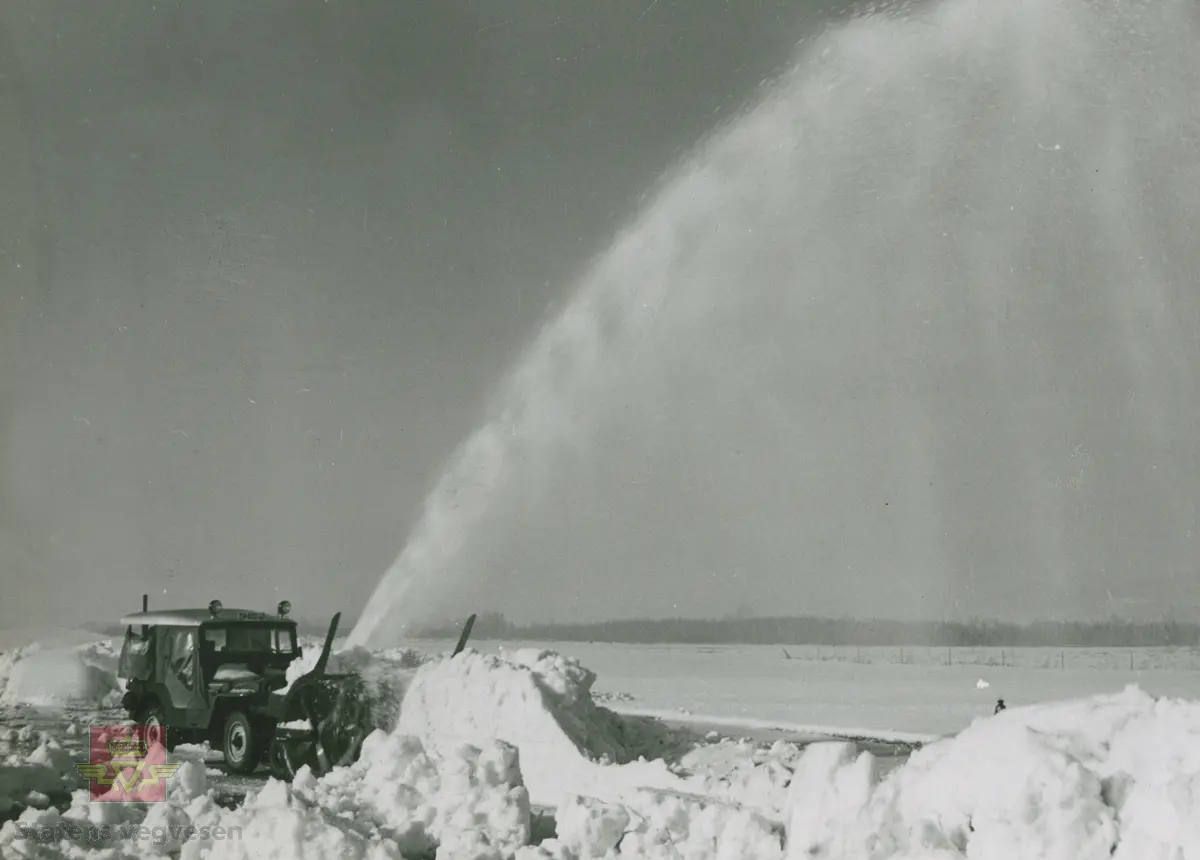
<box><xmin>167</xmin><ymin>628</ymin><xmax>196</xmax><ymax>690</ymax></box>
<box><xmin>202</xmin><ymin>624</ymin><xmax>296</xmax><ymax>654</ymax></box>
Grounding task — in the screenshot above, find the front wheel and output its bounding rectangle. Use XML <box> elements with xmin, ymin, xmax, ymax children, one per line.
<box><xmin>222</xmin><ymin>710</ymin><xmax>262</xmax><ymax>775</ymax></box>
<box><xmin>268</xmin><ymin>736</ymin><xmax>318</xmax><ymax>781</ymax></box>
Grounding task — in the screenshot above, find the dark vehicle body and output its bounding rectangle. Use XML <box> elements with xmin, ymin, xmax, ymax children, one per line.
<box><xmin>116</xmin><ymin>599</ymin><xmax>352</xmax><ymax>776</ymax></box>
<box><xmin>119</xmin><ymin>609</ymin><xmax>297</xmax><ymax>729</ymax></box>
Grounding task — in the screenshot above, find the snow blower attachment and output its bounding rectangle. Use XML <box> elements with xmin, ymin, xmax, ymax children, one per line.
<box><xmin>266</xmin><ymin>612</ymin><xmax>369</xmax><ymax>779</ymax></box>
<box><xmin>266</xmin><ymin>611</ymin><xmax>480</xmax><ymax>780</ymax></box>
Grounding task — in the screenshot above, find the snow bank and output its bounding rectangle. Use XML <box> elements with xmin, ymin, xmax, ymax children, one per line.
<box><xmin>0</xmin><ymin>641</ymin><xmax>122</xmax><ymax>708</ymax></box>
<box><xmin>779</xmin><ymin>685</ymin><xmax>1200</xmax><ymax>859</ymax></box>
<box><xmin>396</xmin><ymin>648</ymin><xmax>692</xmax><ymax>807</ymax></box>
<box><xmin>291</xmin><ymin>731</ymin><xmax>531</xmax><ymax>859</ymax></box>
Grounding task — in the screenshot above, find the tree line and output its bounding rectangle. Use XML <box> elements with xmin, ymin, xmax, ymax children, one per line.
<box><xmin>414</xmin><ymin>612</ymin><xmax>1200</xmax><ymax>648</ymax></box>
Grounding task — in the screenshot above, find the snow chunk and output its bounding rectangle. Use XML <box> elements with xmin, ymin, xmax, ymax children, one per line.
<box><xmin>554</xmin><ymin>789</ymin><xmax>784</xmax><ymax>860</ymax></box>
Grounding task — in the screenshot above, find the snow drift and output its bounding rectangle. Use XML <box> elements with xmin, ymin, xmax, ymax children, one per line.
<box><xmin>0</xmin><ymin>640</ymin><xmax>122</xmax><ymax>708</ymax></box>
<box><xmin>782</xmin><ymin>685</ymin><xmax>1200</xmax><ymax>859</ymax></box>
<box><xmin>395</xmin><ymin>648</ymin><xmax>699</xmax><ymax>807</ymax></box>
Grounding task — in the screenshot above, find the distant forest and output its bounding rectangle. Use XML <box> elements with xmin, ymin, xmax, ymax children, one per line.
<box><xmin>415</xmin><ymin>612</ymin><xmax>1200</xmax><ymax>648</ymax></box>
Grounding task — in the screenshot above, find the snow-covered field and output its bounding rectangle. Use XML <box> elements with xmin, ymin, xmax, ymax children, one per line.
<box><xmin>1</xmin><ymin>632</ymin><xmax>1199</xmax><ymax>858</ymax></box>
<box><xmin>391</xmin><ymin>639</ymin><xmax>1200</xmax><ymax>739</ymax></box>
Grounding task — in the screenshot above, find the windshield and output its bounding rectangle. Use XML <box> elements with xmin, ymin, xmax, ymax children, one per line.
<box><xmin>203</xmin><ymin>624</ymin><xmax>296</xmax><ymax>655</ymax></box>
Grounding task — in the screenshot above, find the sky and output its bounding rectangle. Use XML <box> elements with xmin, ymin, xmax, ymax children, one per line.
<box><xmin>0</xmin><ymin>0</ymin><xmax>836</xmax><ymax>631</ymax></box>
<box><xmin>4</xmin><ymin>0</ymin><xmax>1200</xmax><ymax>635</ymax></box>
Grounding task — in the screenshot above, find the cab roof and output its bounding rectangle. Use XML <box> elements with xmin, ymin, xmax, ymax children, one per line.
<box><xmin>119</xmin><ymin>608</ymin><xmax>294</xmax><ymax>628</ymax></box>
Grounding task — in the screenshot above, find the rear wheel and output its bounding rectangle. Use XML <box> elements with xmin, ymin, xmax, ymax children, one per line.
<box><xmin>222</xmin><ymin>711</ymin><xmax>261</xmax><ymax>775</ymax></box>
<box><xmin>139</xmin><ymin>701</ymin><xmax>174</xmax><ymax>752</ymax></box>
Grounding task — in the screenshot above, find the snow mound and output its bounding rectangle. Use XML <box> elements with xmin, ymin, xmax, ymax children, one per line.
<box><xmin>525</xmin><ymin>789</ymin><xmax>785</xmax><ymax>860</ymax></box>
<box><xmin>396</xmin><ymin>649</ymin><xmax>691</xmax><ymax>807</ymax></box>
<box><xmin>295</xmin><ymin>731</ymin><xmax>531</xmax><ymax>859</ymax></box>
<box><xmin>781</xmin><ymin>685</ymin><xmax>1200</xmax><ymax>859</ymax></box>
<box><xmin>0</xmin><ymin>641</ymin><xmax>122</xmax><ymax>707</ymax></box>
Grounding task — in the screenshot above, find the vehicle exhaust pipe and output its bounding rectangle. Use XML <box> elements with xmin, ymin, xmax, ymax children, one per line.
<box><xmin>142</xmin><ymin>594</ymin><xmax>148</xmax><ymax>612</ymax></box>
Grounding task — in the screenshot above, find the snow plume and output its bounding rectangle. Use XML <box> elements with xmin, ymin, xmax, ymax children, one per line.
<box><xmin>353</xmin><ymin>0</ymin><xmax>1200</xmax><ymax>642</ymax></box>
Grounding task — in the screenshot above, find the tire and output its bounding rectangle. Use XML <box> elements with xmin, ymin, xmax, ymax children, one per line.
<box><xmin>139</xmin><ymin>701</ymin><xmax>174</xmax><ymax>752</ymax></box>
<box><xmin>222</xmin><ymin>711</ymin><xmax>261</xmax><ymax>775</ymax></box>
<box><xmin>268</xmin><ymin>736</ymin><xmax>317</xmax><ymax>781</ymax></box>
